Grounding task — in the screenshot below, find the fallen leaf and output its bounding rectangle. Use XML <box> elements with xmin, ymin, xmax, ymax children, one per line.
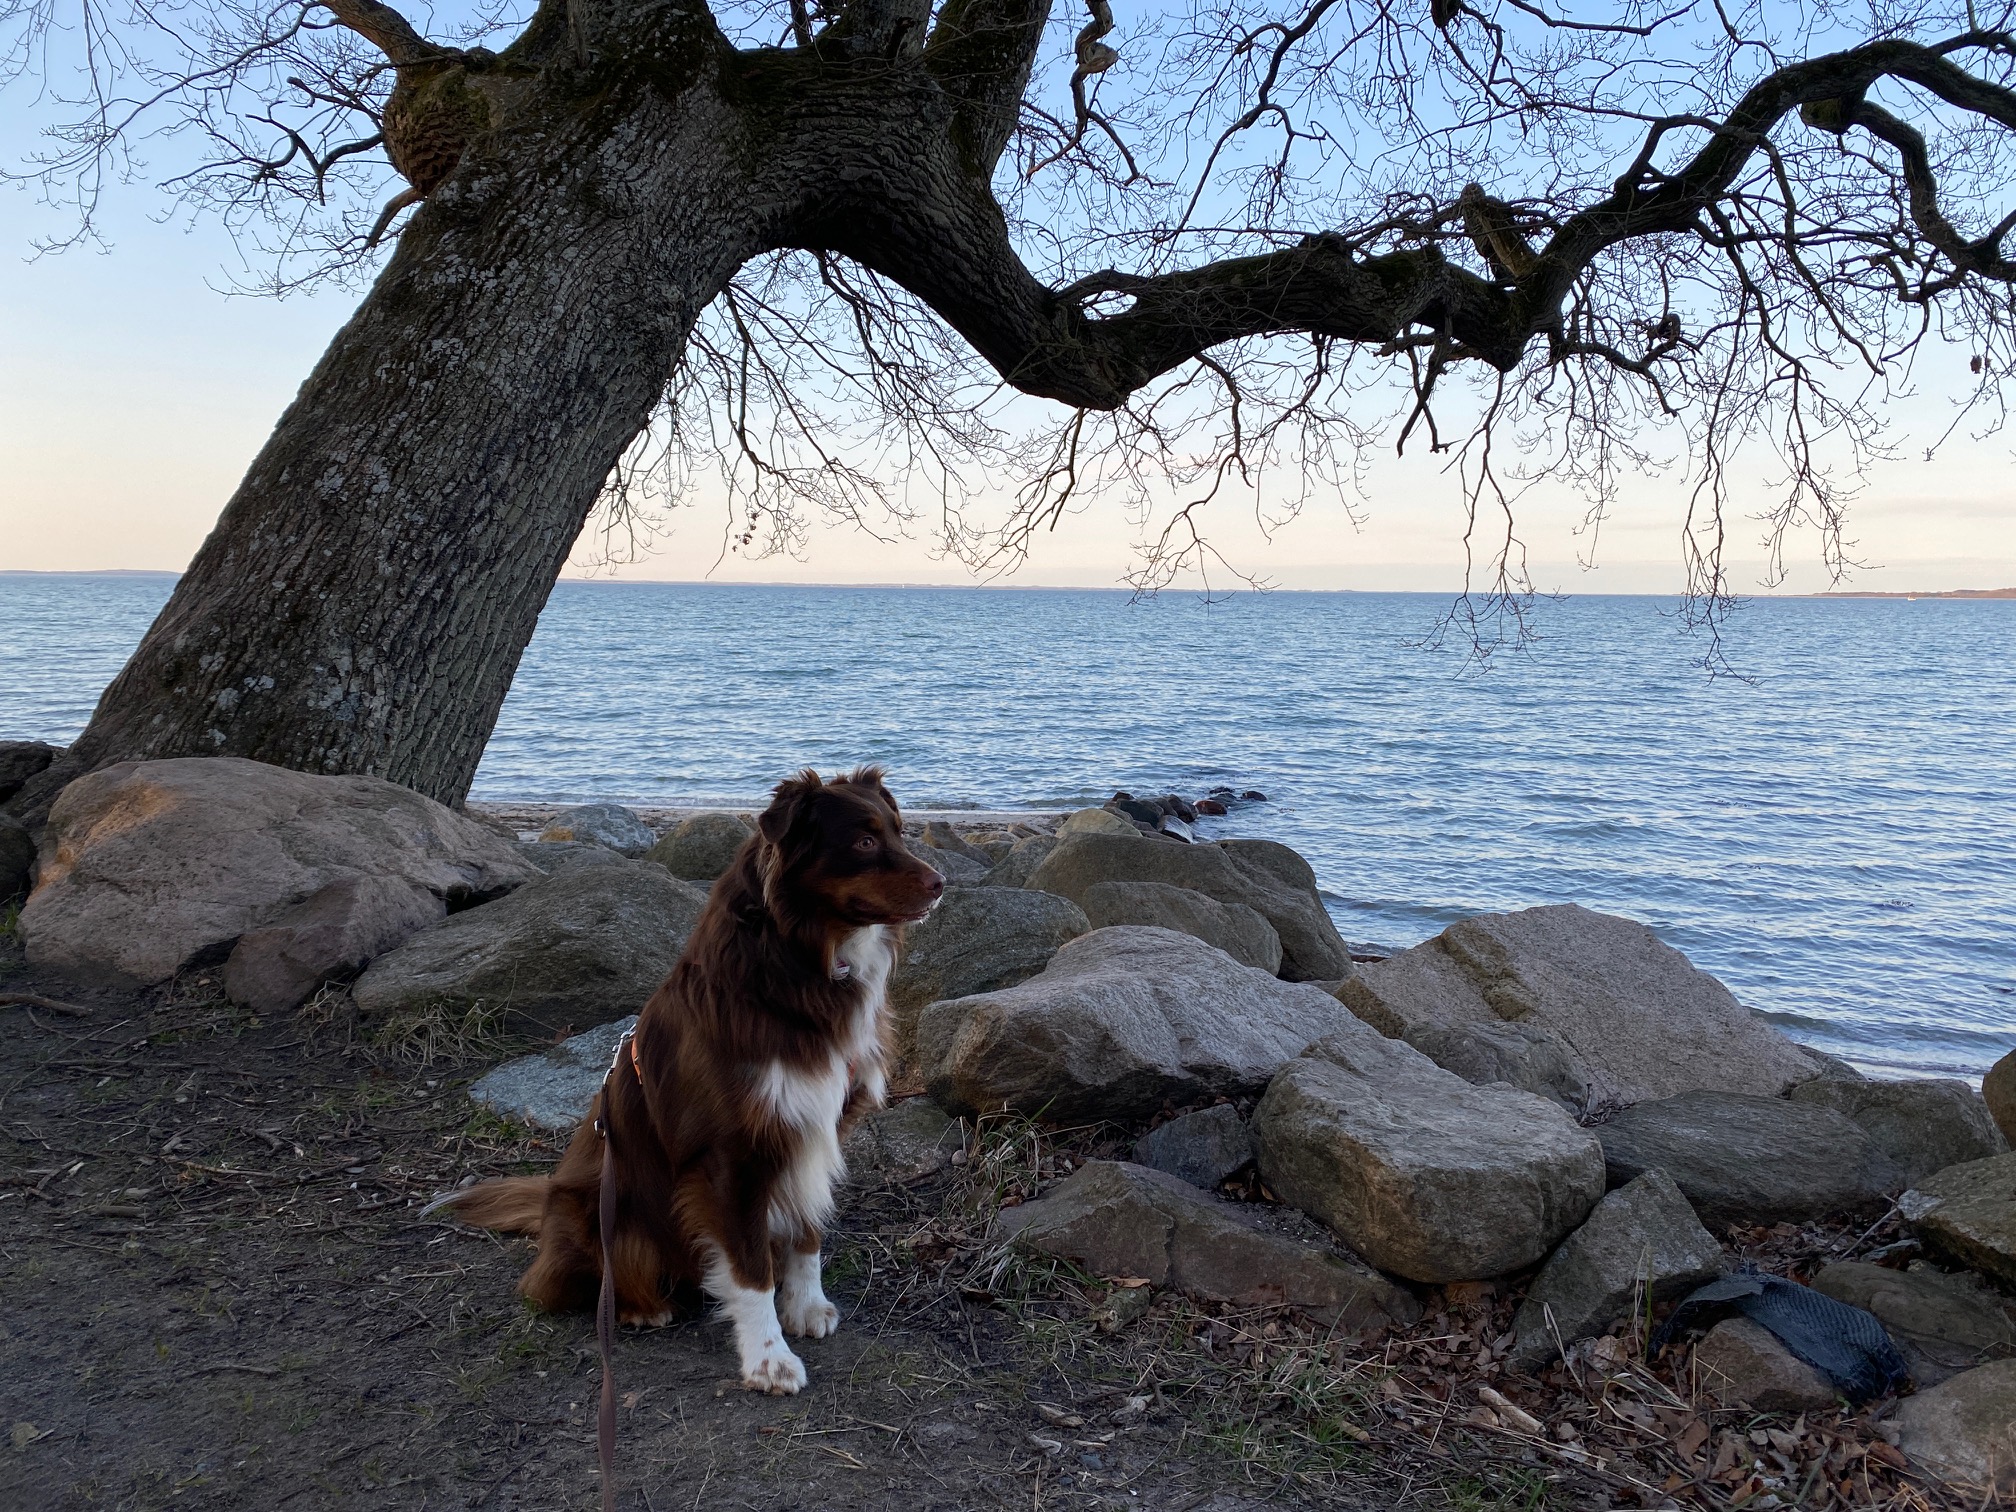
<box><xmin>1035</xmin><ymin>1404</ymin><xmax>1085</xmax><ymax>1428</ymax></box>
<box><xmin>10</xmin><ymin>1423</ymin><xmax>45</xmax><ymax>1451</ymax></box>
<box><xmin>1106</xmin><ymin>1276</ymin><xmax>1153</xmax><ymax>1289</ymax></box>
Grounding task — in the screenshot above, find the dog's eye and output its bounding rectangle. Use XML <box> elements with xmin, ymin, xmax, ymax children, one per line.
<box><xmin>852</xmin><ymin>835</ymin><xmax>879</xmax><ymax>854</ymax></box>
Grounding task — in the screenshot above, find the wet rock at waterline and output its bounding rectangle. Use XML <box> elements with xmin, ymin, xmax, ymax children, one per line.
<box><xmin>1338</xmin><ymin>904</ymin><xmax>1820</xmax><ymax>1107</ymax></box>
<box><xmin>19</xmin><ymin>757</ymin><xmax>539</xmax><ymax>988</ymax></box>
<box><xmin>1980</xmin><ymin>1049</ymin><xmax>2016</xmax><ymax>1147</ymax></box>
<box><xmin>1024</xmin><ymin>832</ymin><xmax>1353</xmax><ymax>981</ymax></box>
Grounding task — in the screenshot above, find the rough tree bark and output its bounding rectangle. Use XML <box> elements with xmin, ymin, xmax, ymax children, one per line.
<box><xmin>17</xmin><ymin>0</ymin><xmax>2016</xmax><ymax>814</ymax></box>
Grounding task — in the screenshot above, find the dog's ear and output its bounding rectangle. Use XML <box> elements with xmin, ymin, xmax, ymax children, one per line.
<box><xmin>756</xmin><ymin>770</ymin><xmax>824</xmax><ymax>911</ymax></box>
<box><xmin>759</xmin><ymin>769</ymin><xmax>824</xmax><ymax>846</ymax></box>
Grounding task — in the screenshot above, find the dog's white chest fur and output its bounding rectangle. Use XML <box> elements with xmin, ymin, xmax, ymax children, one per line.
<box><xmin>753</xmin><ymin>925</ymin><xmax>893</xmax><ymax>1238</ymax></box>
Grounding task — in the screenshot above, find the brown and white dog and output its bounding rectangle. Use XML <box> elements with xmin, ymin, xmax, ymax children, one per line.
<box><xmin>434</xmin><ymin>767</ymin><xmax>943</xmax><ymax>1393</ymax></box>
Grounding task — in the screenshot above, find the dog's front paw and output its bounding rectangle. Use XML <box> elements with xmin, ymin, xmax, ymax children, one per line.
<box><xmin>779</xmin><ymin>1294</ymin><xmax>839</xmax><ymax>1339</ymax></box>
<box><xmin>740</xmin><ymin>1338</ymin><xmax>807</xmax><ymax>1395</ymax></box>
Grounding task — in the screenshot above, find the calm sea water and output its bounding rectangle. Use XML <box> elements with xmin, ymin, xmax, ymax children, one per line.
<box><xmin>4</xmin><ymin>571</ymin><xmax>2012</xmax><ymax>1081</ymax></box>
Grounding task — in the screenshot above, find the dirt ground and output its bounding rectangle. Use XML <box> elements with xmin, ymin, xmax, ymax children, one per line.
<box><xmin>0</xmin><ymin>920</ymin><xmax>1975</xmax><ymax>1512</ymax></box>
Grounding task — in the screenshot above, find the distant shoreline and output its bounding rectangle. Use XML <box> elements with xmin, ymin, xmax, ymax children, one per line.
<box><xmin>1805</xmin><ymin>588</ymin><xmax>2016</xmax><ymax>599</ymax></box>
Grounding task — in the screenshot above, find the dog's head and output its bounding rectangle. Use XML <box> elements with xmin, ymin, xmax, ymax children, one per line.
<box><xmin>755</xmin><ymin>766</ymin><xmax>944</xmax><ymax>928</ymax></box>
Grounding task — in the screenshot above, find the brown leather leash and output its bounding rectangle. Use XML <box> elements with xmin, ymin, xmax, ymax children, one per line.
<box><xmin>594</xmin><ymin>1027</ymin><xmax>638</xmax><ymax>1512</ymax></box>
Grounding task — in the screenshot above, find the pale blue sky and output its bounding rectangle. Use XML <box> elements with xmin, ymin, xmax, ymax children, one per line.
<box><xmin>4</xmin><ymin>120</ymin><xmax>2013</xmax><ymax>593</ymax></box>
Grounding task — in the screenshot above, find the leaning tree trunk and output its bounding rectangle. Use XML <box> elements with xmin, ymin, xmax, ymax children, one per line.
<box><xmin>17</xmin><ymin>0</ymin><xmax>1540</xmax><ymax>820</ymax></box>
<box><xmin>28</xmin><ymin>48</ymin><xmax>766</xmax><ymax>811</ymax></box>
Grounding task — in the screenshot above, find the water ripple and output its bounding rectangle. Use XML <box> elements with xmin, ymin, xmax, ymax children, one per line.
<box><xmin>3</xmin><ymin>574</ymin><xmax>2012</xmax><ymax>1079</ymax></box>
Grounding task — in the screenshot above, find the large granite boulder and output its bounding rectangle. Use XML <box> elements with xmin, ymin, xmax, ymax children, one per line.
<box><xmin>644</xmin><ymin>812</ymin><xmax>752</xmax><ymax>882</ymax></box>
<box><xmin>468</xmin><ymin>1015</ymin><xmax>637</xmax><ymax>1130</ymax></box>
<box><xmin>1788</xmin><ymin>1077</ymin><xmax>2006</xmax><ymax>1185</ymax></box>
<box><xmin>1082</xmin><ymin>881</ymin><xmax>1282</xmax><ymax>974</ymax></box>
<box><xmin>514</xmin><ymin>840</ymin><xmax>627</xmax><ymax>875</ymax></box>
<box><xmin>1024</xmin><ymin>832</ymin><xmax>1352</xmax><ymax>980</ymax></box>
<box><xmin>353</xmin><ymin>861</ymin><xmax>707</xmax><ymax>1036</ymax></box>
<box><xmin>1337</xmin><ymin>904</ymin><xmax>1817</xmax><ymax>1106</ymax></box>
<box><xmin>1251</xmin><ymin>1032</ymin><xmax>1607</xmax><ymax>1283</ymax></box>
<box><xmin>537</xmin><ymin>803</ymin><xmax>656</xmax><ymax>855</ymax></box>
<box><xmin>1896</xmin><ymin>1359</ymin><xmax>2016</xmax><ymax>1495</ymax></box>
<box><xmin>1402</xmin><ymin>1020</ymin><xmax>1592</xmax><ymax>1115</ymax></box>
<box><xmin>1509</xmin><ymin>1170</ymin><xmax>1723</xmax><ymax>1368</ymax></box>
<box><xmin>222</xmin><ymin>875</ymin><xmax>446</xmax><ymax>1014</ymax></box>
<box><xmin>1055</xmin><ymin>807</ymin><xmax>1141</xmax><ymax>840</ymax></box>
<box><xmin>887</xmin><ymin>887</ymin><xmax>1088</xmax><ymax>1068</ymax></box>
<box><xmin>916</xmin><ymin>927</ymin><xmax>1363</xmax><ymax>1122</ymax></box>
<box><xmin>1984</xmin><ymin>1050</ymin><xmax>2016</xmax><ymax>1147</ymax></box>
<box><xmin>999</xmin><ymin>1160</ymin><xmax>1420</xmax><ymax>1335</ymax></box>
<box><xmin>1900</xmin><ymin>1152</ymin><xmax>2016</xmax><ymax>1288</ymax></box>
<box><xmin>982</xmin><ymin>833</ymin><xmax>1058</xmax><ymax>889</ymax></box>
<box><xmin>1812</xmin><ymin>1261</ymin><xmax>2016</xmax><ymax>1385</ymax></box>
<box><xmin>0</xmin><ymin>812</ymin><xmax>33</xmax><ymax>902</ymax></box>
<box><xmin>1596</xmin><ymin>1091</ymin><xmax>1901</xmax><ymax>1229</ymax></box>
<box><xmin>908</xmin><ymin>841</ymin><xmax>988</xmax><ymax>885</ymax></box>
<box><xmin>19</xmin><ymin>757</ymin><xmax>540</xmax><ymax>988</ymax></box>
<box><xmin>0</xmin><ymin>740</ymin><xmax>57</xmax><ymax>803</ymax></box>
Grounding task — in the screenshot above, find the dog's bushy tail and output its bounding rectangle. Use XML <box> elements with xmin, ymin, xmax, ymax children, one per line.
<box><xmin>423</xmin><ymin>1176</ymin><xmax>548</xmax><ymax>1234</ymax></box>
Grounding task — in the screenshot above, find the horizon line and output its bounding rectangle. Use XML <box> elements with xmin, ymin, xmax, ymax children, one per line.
<box><xmin>5</xmin><ymin>567</ymin><xmax>2015</xmax><ymax>599</ymax></box>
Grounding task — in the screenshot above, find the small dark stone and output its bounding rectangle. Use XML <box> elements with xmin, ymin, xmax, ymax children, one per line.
<box><xmin>1159</xmin><ymin>794</ymin><xmax>1199</xmax><ymax>823</ymax></box>
<box><xmin>0</xmin><ymin>741</ymin><xmax>58</xmax><ymax>804</ymax></box>
<box><xmin>1107</xmin><ymin>797</ymin><xmax>1164</xmax><ymax>828</ymax></box>
<box><xmin>1133</xmin><ymin>1104</ymin><xmax>1254</xmax><ymax>1188</ymax></box>
<box><xmin>0</xmin><ymin>812</ymin><xmax>34</xmax><ymax>901</ymax></box>
<box><xmin>1240</xmin><ymin>790</ymin><xmax>1268</xmax><ymax>802</ymax></box>
<box><xmin>1207</xmin><ymin>786</ymin><xmax>1237</xmax><ymax>799</ymax></box>
<box><xmin>1194</xmin><ymin>798</ymin><xmax>1228</xmax><ymax>816</ymax></box>
<box><xmin>1110</xmin><ymin>790</ymin><xmax>1135</xmax><ymax>802</ymax></box>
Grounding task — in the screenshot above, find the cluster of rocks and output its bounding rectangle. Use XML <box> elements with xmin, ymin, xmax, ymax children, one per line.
<box><xmin>1086</xmin><ymin>785</ymin><xmax>1267</xmax><ymax>843</ymax></box>
<box><xmin>10</xmin><ymin>755</ymin><xmax>2016</xmax><ymax>1497</ymax></box>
